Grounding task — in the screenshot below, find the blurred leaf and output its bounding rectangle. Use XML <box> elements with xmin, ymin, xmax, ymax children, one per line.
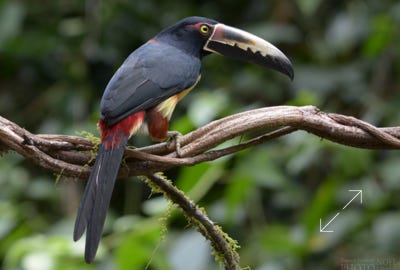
<box><xmin>176</xmin><ymin>161</ymin><xmax>225</xmax><ymax>203</ymax></box>
<box><xmin>187</xmin><ymin>89</ymin><xmax>228</xmax><ymax>127</ymax></box>
<box><xmin>325</xmin><ymin>7</ymin><xmax>368</xmax><ymax>55</ymax></box>
<box><xmin>4</xmin><ymin>235</ymin><xmax>90</xmax><ymax>270</ymax></box>
<box><xmin>379</xmin><ymin>156</ymin><xmax>400</xmax><ymax>190</ymax></box>
<box><xmin>116</xmin><ymin>220</ymin><xmax>167</xmax><ymax>270</ymax></box>
<box><xmin>224</xmin><ymin>174</ymin><xmax>254</xmax><ymax>223</ymax></box>
<box><xmin>260</xmin><ymin>224</ymin><xmax>304</xmax><ymax>256</ymax></box>
<box><xmin>167</xmin><ymin>230</ymin><xmax>213</xmax><ymax>270</ymax></box>
<box><xmin>285</xmin><ymin>133</ymin><xmax>322</xmax><ymax>175</ymax></box>
<box><xmin>362</xmin><ymin>14</ymin><xmax>394</xmax><ymax>57</ymax></box>
<box><xmin>233</xmin><ymin>147</ymin><xmax>288</xmax><ymax>190</ymax></box>
<box><xmin>249</xmin><ymin>23</ymin><xmax>301</xmax><ymax>44</ymax></box>
<box><xmin>295</xmin><ymin>0</ymin><xmax>322</xmax><ymax>16</ymax></box>
<box><xmin>293</xmin><ymin>63</ymin><xmax>364</xmax><ymax>100</ymax></box>
<box><xmin>58</xmin><ymin>17</ymin><xmax>85</xmax><ymax>37</ymax></box>
<box><xmin>0</xmin><ymin>202</ymin><xmax>18</xmax><ymax>239</ymax></box>
<box><xmin>301</xmin><ymin>176</ymin><xmax>339</xmax><ymax>233</ymax></box>
<box><xmin>309</xmin><ymin>210</ymin><xmax>363</xmax><ymax>252</ymax></box>
<box><xmin>372</xmin><ymin>213</ymin><xmax>400</xmax><ymax>253</ymax></box>
<box><xmin>287</xmin><ymin>89</ymin><xmax>321</xmax><ymax>107</ymax></box>
<box><xmin>330</xmin><ymin>145</ymin><xmax>373</xmax><ymax>178</ymax></box>
<box><xmin>0</xmin><ymin>1</ymin><xmax>24</xmax><ymax>49</ymax></box>
<box><xmin>169</xmin><ymin>115</ymin><xmax>195</xmax><ymax>135</ymax></box>
<box><xmin>142</xmin><ymin>196</ymin><xmax>169</xmax><ymax>216</ymax></box>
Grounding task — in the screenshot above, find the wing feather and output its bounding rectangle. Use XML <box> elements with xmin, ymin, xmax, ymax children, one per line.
<box><xmin>100</xmin><ymin>42</ymin><xmax>201</xmax><ymax>126</ymax></box>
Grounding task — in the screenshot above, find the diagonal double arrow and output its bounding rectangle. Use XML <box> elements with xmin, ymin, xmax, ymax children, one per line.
<box><xmin>320</xmin><ymin>190</ymin><xmax>362</xmax><ymax>233</ymax></box>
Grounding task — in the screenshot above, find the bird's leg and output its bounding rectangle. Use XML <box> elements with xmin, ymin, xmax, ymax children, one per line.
<box><xmin>146</xmin><ymin>108</ymin><xmax>183</xmax><ymax>157</ymax></box>
<box><xmin>167</xmin><ymin>131</ymin><xmax>183</xmax><ymax>157</ymax></box>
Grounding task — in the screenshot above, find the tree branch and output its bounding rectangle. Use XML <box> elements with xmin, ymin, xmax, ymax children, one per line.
<box><xmin>145</xmin><ymin>173</ymin><xmax>240</xmax><ymax>270</ymax></box>
<box><xmin>1</xmin><ymin>106</ymin><xmax>399</xmax><ymax>179</ymax></box>
<box><xmin>2</xmin><ymin>105</ymin><xmax>400</xmax><ymax>269</ymax></box>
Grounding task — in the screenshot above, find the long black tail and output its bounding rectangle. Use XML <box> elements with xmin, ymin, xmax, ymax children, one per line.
<box><xmin>73</xmin><ymin>136</ymin><xmax>128</xmax><ymax>263</ymax></box>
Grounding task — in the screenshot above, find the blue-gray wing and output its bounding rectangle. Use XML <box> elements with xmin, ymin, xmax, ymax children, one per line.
<box><xmin>100</xmin><ymin>42</ymin><xmax>201</xmax><ymax>126</ymax></box>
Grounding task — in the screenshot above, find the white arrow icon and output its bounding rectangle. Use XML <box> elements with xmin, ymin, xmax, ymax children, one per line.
<box><xmin>342</xmin><ymin>190</ymin><xmax>362</xmax><ymax>210</ymax></box>
<box><xmin>320</xmin><ymin>190</ymin><xmax>363</xmax><ymax>233</ymax></box>
<box><xmin>320</xmin><ymin>212</ymin><xmax>340</xmax><ymax>233</ymax></box>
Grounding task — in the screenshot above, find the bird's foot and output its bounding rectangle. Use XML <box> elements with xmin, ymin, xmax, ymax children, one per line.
<box><xmin>167</xmin><ymin>131</ymin><xmax>183</xmax><ymax>157</ymax></box>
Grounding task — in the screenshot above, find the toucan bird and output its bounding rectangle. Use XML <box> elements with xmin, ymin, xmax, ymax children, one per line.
<box><xmin>73</xmin><ymin>16</ymin><xmax>294</xmax><ymax>263</ymax></box>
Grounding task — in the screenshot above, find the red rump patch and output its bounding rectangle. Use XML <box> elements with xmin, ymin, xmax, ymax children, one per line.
<box><xmin>98</xmin><ymin>112</ymin><xmax>145</xmax><ymax>149</ymax></box>
<box><xmin>146</xmin><ymin>107</ymin><xmax>169</xmax><ymax>142</ymax></box>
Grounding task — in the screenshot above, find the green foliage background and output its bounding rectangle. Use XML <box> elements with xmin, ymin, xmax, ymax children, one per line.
<box><xmin>1</xmin><ymin>0</ymin><xmax>400</xmax><ymax>269</ymax></box>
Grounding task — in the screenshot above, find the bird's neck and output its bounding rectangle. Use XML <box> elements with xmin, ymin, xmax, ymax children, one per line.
<box><xmin>154</xmin><ymin>34</ymin><xmax>203</xmax><ymax>58</ymax></box>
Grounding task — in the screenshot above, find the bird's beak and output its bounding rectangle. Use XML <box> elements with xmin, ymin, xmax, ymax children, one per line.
<box><xmin>204</xmin><ymin>23</ymin><xmax>294</xmax><ymax>80</ymax></box>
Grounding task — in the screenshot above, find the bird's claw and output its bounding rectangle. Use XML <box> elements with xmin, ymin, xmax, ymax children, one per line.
<box><xmin>167</xmin><ymin>131</ymin><xmax>183</xmax><ymax>157</ymax></box>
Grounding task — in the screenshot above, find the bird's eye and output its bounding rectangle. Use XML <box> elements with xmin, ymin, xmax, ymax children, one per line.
<box><xmin>199</xmin><ymin>24</ymin><xmax>210</xmax><ymax>35</ymax></box>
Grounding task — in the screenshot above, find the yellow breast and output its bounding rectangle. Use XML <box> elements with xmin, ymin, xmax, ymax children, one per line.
<box><xmin>156</xmin><ymin>75</ymin><xmax>201</xmax><ymax>120</ymax></box>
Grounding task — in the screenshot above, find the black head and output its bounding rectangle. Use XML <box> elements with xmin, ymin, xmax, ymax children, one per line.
<box><xmin>155</xmin><ymin>16</ymin><xmax>219</xmax><ymax>58</ymax></box>
<box><xmin>154</xmin><ymin>16</ymin><xmax>294</xmax><ymax>80</ymax></box>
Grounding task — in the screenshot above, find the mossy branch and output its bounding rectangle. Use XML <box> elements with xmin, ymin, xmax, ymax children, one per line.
<box><xmin>1</xmin><ymin>105</ymin><xmax>400</xmax><ymax>269</ymax></box>
<box><xmin>2</xmin><ymin>106</ymin><xmax>399</xmax><ymax>179</ymax></box>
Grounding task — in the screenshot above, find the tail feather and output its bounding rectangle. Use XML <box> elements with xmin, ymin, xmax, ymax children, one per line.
<box><xmin>73</xmin><ymin>136</ymin><xmax>128</xmax><ymax>263</ymax></box>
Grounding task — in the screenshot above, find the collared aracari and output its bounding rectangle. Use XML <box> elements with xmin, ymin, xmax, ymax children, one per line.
<box><xmin>73</xmin><ymin>16</ymin><xmax>294</xmax><ymax>263</ymax></box>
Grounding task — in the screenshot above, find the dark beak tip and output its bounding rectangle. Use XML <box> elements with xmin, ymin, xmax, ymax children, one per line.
<box><xmin>270</xmin><ymin>56</ymin><xmax>294</xmax><ymax>81</ymax></box>
<box><xmin>280</xmin><ymin>56</ymin><xmax>294</xmax><ymax>81</ymax></box>
<box><xmin>287</xmin><ymin>65</ymin><xmax>294</xmax><ymax>81</ymax></box>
